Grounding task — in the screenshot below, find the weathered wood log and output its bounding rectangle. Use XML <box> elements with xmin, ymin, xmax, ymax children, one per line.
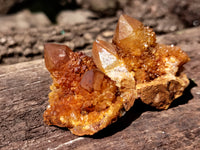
<box><xmin>0</xmin><ymin>27</ymin><xmax>200</xmax><ymax>149</ymax></box>
<box><xmin>0</xmin><ymin>17</ymin><xmax>117</xmax><ymax>65</ymax></box>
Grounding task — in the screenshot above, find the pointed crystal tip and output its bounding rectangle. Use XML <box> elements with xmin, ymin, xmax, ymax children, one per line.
<box><xmin>113</xmin><ymin>14</ymin><xmax>156</xmax><ymax>56</ymax></box>
<box><xmin>113</xmin><ymin>14</ymin><xmax>143</xmax><ymax>41</ymax></box>
<box><xmin>44</xmin><ymin>43</ymin><xmax>72</xmax><ymax>72</ymax></box>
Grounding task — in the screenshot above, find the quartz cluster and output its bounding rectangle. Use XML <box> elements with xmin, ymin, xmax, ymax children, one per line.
<box><xmin>93</xmin><ymin>14</ymin><xmax>190</xmax><ymax>109</ymax></box>
<box><xmin>43</xmin><ymin>43</ymin><xmax>126</xmax><ymax>136</ymax></box>
<box><xmin>43</xmin><ymin>14</ymin><xmax>190</xmax><ymax>136</ymax></box>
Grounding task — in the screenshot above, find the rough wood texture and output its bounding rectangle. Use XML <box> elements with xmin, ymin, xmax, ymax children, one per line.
<box><xmin>0</xmin><ymin>17</ymin><xmax>117</xmax><ymax>65</ymax></box>
<box><xmin>0</xmin><ymin>27</ymin><xmax>200</xmax><ymax>150</ymax></box>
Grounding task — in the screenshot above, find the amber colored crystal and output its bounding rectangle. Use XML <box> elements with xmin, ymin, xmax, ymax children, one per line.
<box><xmin>44</xmin><ymin>43</ymin><xmax>72</xmax><ymax>72</ymax></box>
<box><xmin>44</xmin><ymin>14</ymin><xmax>190</xmax><ymax>136</ymax></box>
<box><xmin>112</xmin><ymin>14</ymin><xmax>189</xmax><ymax>83</ymax></box>
<box><xmin>92</xmin><ymin>40</ymin><xmax>136</xmax><ymax>110</ymax></box>
<box><xmin>113</xmin><ymin>14</ymin><xmax>156</xmax><ymax>56</ymax></box>
<box><xmin>92</xmin><ymin>14</ymin><xmax>190</xmax><ymax>109</ymax></box>
<box><xmin>92</xmin><ymin>40</ymin><xmax>118</xmax><ymax>73</ymax></box>
<box><xmin>43</xmin><ymin>43</ymin><xmax>125</xmax><ymax>136</ymax></box>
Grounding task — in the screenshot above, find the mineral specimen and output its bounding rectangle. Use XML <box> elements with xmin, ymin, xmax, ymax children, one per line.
<box><xmin>92</xmin><ymin>14</ymin><xmax>189</xmax><ymax>109</ymax></box>
<box><xmin>43</xmin><ymin>43</ymin><xmax>131</xmax><ymax>136</ymax></box>
<box><xmin>44</xmin><ymin>14</ymin><xmax>190</xmax><ymax>136</ymax></box>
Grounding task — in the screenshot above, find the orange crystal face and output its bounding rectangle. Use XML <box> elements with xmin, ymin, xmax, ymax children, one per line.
<box><xmin>113</xmin><ymin>14</ymin><xmax>156</xmax><ymax>56</ymax></box>
<box><xmin>44</xmin><ymin>43</ymin><xmax>72</xmax><ymax>72</ymax></box>
<box><xmin>92</xmin><ymin>40</ymin><xmax>136</xmax><ymax>111</ymax></box>
<box><xmin>111</xmin><ymin>14</ymin><xmax>189</xmax><ymax>83</ymax></box>
<box><xmin>43</xmin><ymin>43</ymin><xmax>124</xmax><ymax>136</ymax></box>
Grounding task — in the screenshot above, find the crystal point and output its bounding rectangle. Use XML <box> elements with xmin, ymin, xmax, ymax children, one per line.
<box><xmin>44</xmin><ymin>43</ymin><xmax>72</xmax><ymax>72</ymax></box>
<box><xmin>113</xmin><ymin>14</ymin><xmax>156</xmax><ymax>56</ymax></box>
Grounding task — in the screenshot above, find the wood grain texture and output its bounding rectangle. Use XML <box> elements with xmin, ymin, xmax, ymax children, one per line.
<box><xmin>0</xmin><ymin>27</ymin><xmax>200</xmax><ymax>150</ymax></box>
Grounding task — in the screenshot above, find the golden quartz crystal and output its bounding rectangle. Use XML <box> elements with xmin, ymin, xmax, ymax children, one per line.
<box><xmin>43</xmin><ymin>14</ymin><xmax>190</xmax><ymax>136</ymax></box>
<box><xmin>43</xmin><ymin>43</ymin><xmax>127</xmax><ymax>136</ymax></box>
<box><xmin>93</xmin><ymin>14</ymin><xmax>189</xmax><ymax>109</ymax></box>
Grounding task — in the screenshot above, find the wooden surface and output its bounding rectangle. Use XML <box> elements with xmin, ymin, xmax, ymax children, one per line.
<box><xmin>0</xmin><ymin>27</ymin><xmax>200</xmax><ymax>150</ymax></box>
<box><xmin>0</xmin><ymin>17</ymin><xmax>117</xmax><ymax>65</ymax></box>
